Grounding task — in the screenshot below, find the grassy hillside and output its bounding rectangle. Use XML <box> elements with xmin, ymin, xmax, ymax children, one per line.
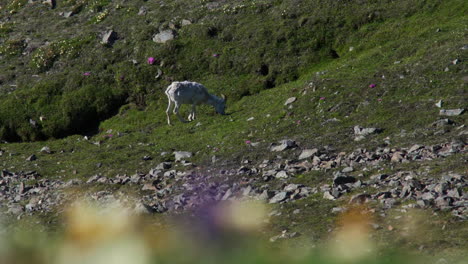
<box><xmin>0</xmin><ymin>0</ymin><xmax>465</xmax><ymax>142</ymax></box>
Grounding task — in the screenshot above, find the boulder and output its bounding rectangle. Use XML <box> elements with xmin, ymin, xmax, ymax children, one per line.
<box><xmin>153</xmin><ymin>30</ymin><xmax>175</xmax><ymax>43</ymax></box>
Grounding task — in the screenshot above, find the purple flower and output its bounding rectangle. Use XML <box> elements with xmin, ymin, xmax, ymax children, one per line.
<box><xmin>83</xmin><ymin>72</ymin><xmax>91</xmax><ymax>76</ymax></box>
<box><xmin>245</xmin><ymin>140</ymin><xmax>251</xmax><ymax>145</ymax></box>
<box><xmin>369</xmin><ymin>83</ymin><xmax>376</xmax><ymax>88</ymax></box>
<box><xmin>377</xmin><ymin>98</ymin><xmax>382</xmax><ymax>102</ymax></box>
<box><xmin>319</xmin><ymin>97</ymin><xmax>326</xmax><ymax>100</ymax></box>
<box><xmin>147</xmin><ymin>57</ymin><xmax>155</xmax><ymax>65</ymax></box>
<box><xmin>296</xmin><ymin>120</ymin><xmax>301</xmax><ymax>125</ymax></box>
<box><xmin>212</xmin><ymin>53</ymin><xmax>220</xmax><ymax>58</ymax></box>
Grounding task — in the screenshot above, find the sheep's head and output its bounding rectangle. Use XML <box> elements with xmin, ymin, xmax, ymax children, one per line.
<box><xmin>215</xmin><ymin>94</ymin><xmax>227</xmax><ymax>115</ymax></box>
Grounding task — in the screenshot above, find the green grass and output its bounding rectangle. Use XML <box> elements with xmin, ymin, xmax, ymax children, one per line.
<box><xmin>0</xmin><ymin>0</ymin><xmax>467</xmax><ymax>261</ymax></box>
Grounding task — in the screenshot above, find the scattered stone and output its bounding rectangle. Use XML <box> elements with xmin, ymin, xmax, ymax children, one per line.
<box><xmin>341</xmin><ymin>167</ymin><xmax>354</xmax><ymax>173</ymax></box>
<box><xmin>331</xmin><ymin>207</ymin><xmax>346</xmax><ymax>213</ymax></box>
<box><xmin>26</xmin><ymin>155</ymin><xmax>37</xmax><ymax>161</ymax></box>
<box><xmin>350</xmin><ymin>193</ymin><xmax>371</xmax><ymax>204</ymax></box>
<box><xmin>153</xmin><ymin>30</ymin><xmax>175</xmax><ymax>43</ymax></box>
<box><xmin>221</xmin><ymin>189</ymin><xmax>232</xmax><ymax>200</ymax></box>
<box><xmin>181</xmin><ymin>19</ymin><xmax>192</xmax><ymax>26</ymax></box>
<box><xmin>61</xmin><ymin>11</ymin><xmax>73</xmax><ymax>18</ymax></box>
<box><xmin>284</xmin><ymin>97</ymin><xmax>297</xmax><ymax>106</ymax></box>
<box><xmin>354</xmin><ymin>126</ymin><xmax>381</xmax><ymax>141</ymax></box>
<box><xmin>156</xmin><ymin>162</ymin><xmax>172</xmax><ymax>170</ymax></box>
<box><xmin>86</xmin><ymin>175</ymin><xmax>100</xmax><ymax>184</ymax></box>
<box><xmin>435</xmin><ymin>100</ymin><xmax>442</xmax><ymax>108</ymax></box>
<box><xmin>44</xmin><ymin>0</ymin><xmax>56</xmax><ymax>9</ymax></box>
<box><xmin>142</xmin><ymin>155</ymin><xmax>152</xmax><ymax>161</ymax></box>
<box><xmin>138</xmin><ymin>6</ymin><xmax>147</xmax><ymax>15</ymax></box>
<box><xmin>391</xmin><ymin>152</ymin><xmax>404</xmax><ymax>163</ymax></box>
<box><xmin>284</xmin><ymin>184</ymin><xmax>299</xmax><ymax>192</ymax></box>
<box><xmin>101</xmin><ymin>30</ymin><xmax>118</xmax><ymax>46</ymax></box>
<box><xmin>269</xmin><ymin>192</ymin><xmax>288</xmax><ymax>203</ymax></box>
<box><xmin>323</xmin><ymin>191</ymin><xmax>336</xmax><ymax>200</ymax></box>
<box><xmin>298</xmin><ymin>148</ymin><xmax>318</xmax><ymax>160</ymax></box>
<box><xmin>271</xmin><ymin>139</ymin><xmax>297</xmax><ymax>152</ymax></box>
<box><xmin>431</xmin><ymin>119</ymin><xmax>453</xmax><ymax>127</ymax></box>
<box><xmin>275</xmin><ymin>170</ymin><xmax>288</xmax><ymax>179</ymax></box>
<box><xmin>439</xmin><ymin>109</ymin><xmax>464</xmax><ymax>116</ymax></box>
<box><xmin>40</xmin><ymin>146</ymin><xmax>51</xmax><ymax>154</ymax></box>
<box><xmin>174</xmin><ymin>151</ymin><xmax>192</xmax><ymax>161</ymax></box>
<box><xmin>142</xmin><ymin>183</ymin><xmax>156</xmax><ymax>191</ymax></box>
<box><xmin>408</xmin><ymin>144</ymin><xmax>423</xmax><ymax>153</ymax></box>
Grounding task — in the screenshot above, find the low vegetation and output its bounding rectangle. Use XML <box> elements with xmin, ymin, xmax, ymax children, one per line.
<box><xmin>0</xmin><ymin>0</ymin><xmax>466</xmax><ymax>262</ymax></box>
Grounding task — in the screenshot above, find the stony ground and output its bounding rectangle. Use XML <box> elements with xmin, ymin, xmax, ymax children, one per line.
<box><xmin>2</xmin><ymin>134</ymin><xmax>466</xmax><ymax>232</ymax></box>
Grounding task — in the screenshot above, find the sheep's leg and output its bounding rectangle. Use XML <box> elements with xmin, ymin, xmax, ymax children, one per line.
<box><xmin>188</xmin><ymin>104</ymin><xmax>196</xmax><ymax>121</ymax></box>
<box><xmin>166</xmin><ymin>98</ymin><xmax>173</xmax><ymax>125</ymax></box>
<box><xmin>174</xmin><ymin>103</ymin><xmax>188</xmax><ymax>123</ymax></box>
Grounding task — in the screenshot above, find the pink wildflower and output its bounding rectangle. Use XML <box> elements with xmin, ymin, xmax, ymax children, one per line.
<box><xmin>319</xmin><ymin>97</ymin><xmax>326</xmax><ymax>100</ymax></box>
<box><xmin>83</xmin><ymin>72</ymin><xmax>91</xmax><ymax>76</ymax></box>
<box><xmin>369</xmin><ymin>84</ymin><xmax>376</xmax><ymax>88</ymax></box>
<box><xmin>212</xmin><ymin>53</ymin><xmax>220</xmax><ymax>57</ymax></box>
<box><xmin>147</xmin><ymin>57</ymin><xmax>155</xmax><ymax>65</ymax></box>
<box><xmin>245</xmin><ymin>140</ymin><xmax>251</xmax><ymax>145</ymax></box>
<box><xmin>377</xmin><ymin>98</ymin><xmax>382</xmax><ymax>102</ymax></box>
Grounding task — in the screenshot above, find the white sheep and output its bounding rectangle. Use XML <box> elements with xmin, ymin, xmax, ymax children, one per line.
<box><xmin>165</xmin><ymin>81</ymin><xmax>227</xmax><ymax>125</ymax></box>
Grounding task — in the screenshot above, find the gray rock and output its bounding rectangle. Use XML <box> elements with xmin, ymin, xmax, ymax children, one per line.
<box><xmin>26</xmin><ymin>155</ymin><xmax>37</xmax><ymax>161</ymax></box>
<box><xmin>101</xmin><ymin>30</ymin><xmax>118</xmax><ymax>46</ymax></box>
<box><xmin>156</xmin><ymin>162</ymin><xmax>172</xmax><ymax>170</ymax></box>
<box><xmin>408</xmin><ymin>144</ymin><xmax>423</xmax><ymax>153</ymax></box>
<box><xmin>298</xmin><ymin>148</ymin><xmax>318</xmax><ymax>160</ymax></box>
<box><xmin>331</xmin><ymin>207</ymin><xmax>346</xmax><ymax>213</ymax></box>
<box><xmin>174</xmin><ymin>151</ymin><xmax>192</xmax><ymax>161</ymax></box>
<box><xmin>153</xmin><ymin>30</ymin><xmax>175</xmax><ymax>43</ymax></box>
<box><xmin>354</xmin><ymin>126</ymin><xmax>381</xmax><ymax>141</ymax></box>
<box><xmin>323</xmin><ymin>191</ymin><xmax>336</xmax><ymax>200</ymax></box>
<box><xmin>40</xmin><ymin>146</ymin><xmax>51</xmax><ymax>154</ymax></box>
<box><xmin>269</xmin><ymin>192</ymin><xmax>288</xmax><ymax>203</ymax></box>
<box><xmin>284</xmin><ymin>97</ymin><xmax>297</xmax><ymax>106</ymax></box>
<box><xmin>257</xmin><ymin>190</ymin><xmax>271</xmax><ymax>201</ymax></box>
<box><xmin>181</xmin><ymin>19</ymin><xmax>192</xmax><ymax>26</ymax></box>
<box><xmin>271</xmin><ymin>139</ymin><xmax>297</xmax><ymax>152</ymax></box>
<box><xmin>435</xmin><ymin>197</ymin><xmax>452</xmax><ymax>208</ymax></box>
<box><xmin>284</xmin><ymin>184</ymin><xmax>299</xmax><ymax>192</ymax></box>
<box><xmin>420</xmin><ymin>192</ymin><xmax>436</xmax><ymax>201</ymax></box>
<box><xmin>138</xmin><ymin>6</ymin><xmax>147</xmax><ymax>15</ymax></box>
<box><xmin>142</xmin><ymin>183</ymin><xmax>156</xmax><ymax>191</ymax></box>
<box><xmin>275</xmin><ymin>170</ymin><xmax>288</xmax><ymax>179</ymax></box>
<box><xmin>391</xmin><ymin>152</ymin><xmax>404</xmax><ymax>163</ymax></box>
<box><xmin>242</xmin><ymin>186</ymin><xmax>252</xmax><ymax>196</ymax></box>
<box><xmin>86</xmin><ymin>175</ymin><xmax>100</xmax><ymax>184</ymax></box>
<box><xmin>44</xmin><ymin>0</ymin><xmax>56</xmax><ymax>8</ymax></box>
<box><xmin>341</xmin><ymin>167</ymin><xmax>354</xmax><ymax>173</ymax></box>
<box><xmin>439</xmin><ymin>109</ymin><xmax>464</xmax><ymax>116</ymax></box>
<box><xmin>370</xmin><ymin>174</ymin><xmax>388</xmax><ymax>182</ymax></box>
<box><xmin>221</xmin><ymin>188</ymin><xmax>232</xmax><ymax>200</ymax></box>
<box><xmin>62</xmin><ymin>11</ymin><xmax>73</xmax><ymax>18</ymax></box>
<box><xmin>446</xmin><ymin>188</ymin><xmax>461</xmax><ymax>198</ymax></box>
<box><xmin>431</xmin><ymin>119</ymin><xmax>454</xmax><ymax>127</ymax></box>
